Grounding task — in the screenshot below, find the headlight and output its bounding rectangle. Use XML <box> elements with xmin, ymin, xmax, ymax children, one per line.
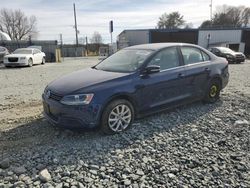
<box><xmin>20</xmin><ymin>57</ymin><xmax>26</xmax><ymax>60</ymax></box>
<box><xmin>60</xmin><ymin>94</ymin><xmax>94</xmax><ymax>105</ymax></box>
<box><xmin>226</xmin><ymin>54</ymin><xmax>234</xmax><ymax>58</ymax></box>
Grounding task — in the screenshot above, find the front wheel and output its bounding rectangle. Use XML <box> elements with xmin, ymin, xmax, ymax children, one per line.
<box><xmin>101</xmin><ymin>99</ymin><xmax>134</xmax><ymax>134</ymax></box>
<box><xmin>203</xmin><ymin>79</ymin><xmax>221</xmax><ymax>103</ymax></box>
<box><xmin>28</xmin><ymin>58</ymin><xmax>33</xmax><ymax>67</ymax></box>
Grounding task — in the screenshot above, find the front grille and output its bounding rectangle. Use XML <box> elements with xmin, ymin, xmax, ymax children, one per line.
<box><xmin>44</xmin><ymin>88</ymin><xmax>63</xmax><ymax>101</ymax></box>
<box><xmin>50</xmin><ymin>91</ymin><xmax>63</xmax><ymax>101</ymax></box>
<box><xmin>235</xmin><ymin>54</ymin><xmax>244</xmax><ymax>58</ymax></box>
<box><xmin>8</xmin><ymin>57</ymin><xmax>18</xmax><ymax>62</ymax></box>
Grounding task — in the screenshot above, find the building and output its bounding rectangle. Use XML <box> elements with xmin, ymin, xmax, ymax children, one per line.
<box><xmin>117</xmin><ymin>28</ymin><xmax>250</xmax><ymax>56</ymax></box>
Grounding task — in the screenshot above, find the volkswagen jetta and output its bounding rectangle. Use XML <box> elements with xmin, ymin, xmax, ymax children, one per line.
<box><xmin>42</xmin><ymin>43</ymin><xmax>229</xmax><ymax>134</ymax></box>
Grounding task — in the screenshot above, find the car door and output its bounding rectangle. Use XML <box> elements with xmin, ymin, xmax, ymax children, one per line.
<box><xmin>33</xmin><ymin>49</ymin><xmax>42</xmax><ymax>64</ymax></box>
<box><xmin>180</xmin><ymin>46</ymin><xmax>211</xmax><ymax>99</ymax></box>
<box><xmin>137</xmin><ymin>47</ymin><xmax>190</xmax><ymax>113</ymax></box>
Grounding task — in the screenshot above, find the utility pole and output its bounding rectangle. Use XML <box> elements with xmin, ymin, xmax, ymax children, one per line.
<box><xmin>209</xmin><ymin>0</ymin><xmax>213</xmax><ymax>21</ymax></box>
<box><xmin>73</xmin><ymin>3</ymin><xmax>78</xmax><ymax>46</ymax></box>
<box><xmin>109</xmin><ymin>20</ymin><xmax>113</xmax><ymax>55</ymax></box>
<box><xmin>60</xmin><ymin>34</ymin><xmax>63</xmax><ymax>47</ymax></box>
<box><xmin>85</xmin><ymin>36</ymin><xmax>88</xmax><ymax>56</ymax></box>
<box><xmin>60</xmin><ymin>34</ymin><xmax>63</xmax><ymax>60</ymax></box>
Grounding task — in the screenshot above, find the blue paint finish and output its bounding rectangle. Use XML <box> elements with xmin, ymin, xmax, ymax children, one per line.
<box><xmin>42</xmin><ymin>43</ymin><xmax>229</xmax><ymax>129</ymax></box>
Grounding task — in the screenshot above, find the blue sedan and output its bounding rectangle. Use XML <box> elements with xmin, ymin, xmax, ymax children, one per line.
<box><xmin>42</xmin><ymin>43</ymin><xmax>229</xmax><ymax>134</ymax></box>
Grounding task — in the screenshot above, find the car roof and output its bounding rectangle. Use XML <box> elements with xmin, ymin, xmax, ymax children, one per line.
<box><xmin>213</xmin><ymin>47</ymin><xmax>228</xmax><ymax>50</ymax></box>
<box><xmin>125</xmin><ymin>43</ymin><xmax>199</xmax><ymax>50</ymax></box>
<box><xmin>15</xmin><ymin>48</ymin><xmax>35</xmax><ymax>51</ymax></box>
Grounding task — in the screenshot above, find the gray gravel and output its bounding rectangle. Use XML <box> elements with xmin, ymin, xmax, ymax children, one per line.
<box><xmin>0</xmin><ymin>59</ymin><xmax>249</xmax><ymax>187</ymax></box>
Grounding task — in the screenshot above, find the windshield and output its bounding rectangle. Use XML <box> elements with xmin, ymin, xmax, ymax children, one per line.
<box><xmin>0</xmin><ymin>47</ymin><xmax>6</xmax><ymax>52</ymax></box>
<box><xmin>95</xmin><ymin>49</ymin><xmax>153</xmax><ymax>72</ymax></box>
<box><xmin>218</xmin><ymin>47</ymin><xmax>235</xmax><ymax>54</ymax></box>
<box><xmin>13</xmin><ymin>49</ymin><xmax>32</xmax><ymax>54</ymax></box>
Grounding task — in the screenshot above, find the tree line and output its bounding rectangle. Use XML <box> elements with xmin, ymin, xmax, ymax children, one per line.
<box><xmin>157</xmin><ymin>5</ymin><xmax>250</xmax><ymax>29</ymax></box>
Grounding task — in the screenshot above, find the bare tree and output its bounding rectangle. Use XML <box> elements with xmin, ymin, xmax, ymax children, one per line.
<box><xmin>0</xmin><ymin>8</ymin><xmax>37</xmax><ymax>40</ymax></box>
<box><xmin>157</xmin><ymin>12</ymin><xmax>185</xmax><ymax>29</ymax></box>
<box><xmin>200</xmin><ymin>20</ymin><xmax>213</xmax><ymax>28</ymax></box>
<box><xmin>184</xmin><ymin>22</ymin><xmax>193</xmax><ymax>29</ymax></box>
<box><xmin>242</xmin><ymin>7</ymin><xmax>250</xmax><ymax>27</ymax></box>
<box><xmin>90</xmin><ymin>31</ymin><xmax>103</xmax><ymax>44</ymax></box>
<box><xmin>200</xmin><ymin>5</ymin><xmax>250</xmax><ymax>28</ymax></box>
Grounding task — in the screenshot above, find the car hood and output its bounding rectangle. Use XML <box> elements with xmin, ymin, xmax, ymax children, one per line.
<box><xmin>48</xmin><ymin>68</ymin><xmax>131</xmax><ymax>95</ymax></box>
<box><xmin>233</xmin><ymin>52</ymin><xmax>244</xmax><ymax>56</ymax></box>
<box><xmin>5</xmin><ymin>54</ymin><xmax>31</xmax><ymax>58</ymax></box>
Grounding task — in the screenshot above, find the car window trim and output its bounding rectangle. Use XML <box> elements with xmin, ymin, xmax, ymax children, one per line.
<box><xmin>184</xmin><ymin>60</ymin><xmax>211</xmax><ymax>67</ymax></box>
<box><xmin>159</xmin><ymin>64</ymin><xmax>185</xmax><ymax>72</ymax></box>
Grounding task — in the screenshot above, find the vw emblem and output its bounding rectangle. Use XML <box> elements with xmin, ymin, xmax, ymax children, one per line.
<box><xmin>46</xmin><ymin>90</ymin><xmax>51</xmax><ymax>98</ymax></box>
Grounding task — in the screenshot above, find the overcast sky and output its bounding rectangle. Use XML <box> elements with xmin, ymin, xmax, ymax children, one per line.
<box><xmin>1</xmin><ymin>0</ymin><xmax>250</xmax><ymax>43</ymax></box>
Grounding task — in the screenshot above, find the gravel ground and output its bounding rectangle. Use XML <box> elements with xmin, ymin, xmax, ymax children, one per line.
<box><xmin>0</xmin><ymin>59</ymin><xmax>249</xmax><ymax>187</ymax></box>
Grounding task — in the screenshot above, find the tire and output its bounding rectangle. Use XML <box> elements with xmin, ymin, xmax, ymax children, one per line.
<box><xmin>101</xmin><ymin>99</ymin><xmax>134</xmax><ymax>135</ymax></box>
<box><xmin>28</xmin><ymin>58</ymin><xmax>33</xmax><ymax>67</ymax></box>
<box><xmin>203</xmin><ymin>79</ymin><xmax>221</xmax><ymax>103</ymax></box>
<box><xmin>41</xmin><ymin>57</ymin><xmax>45</xmax><ymax>64</ymax></box>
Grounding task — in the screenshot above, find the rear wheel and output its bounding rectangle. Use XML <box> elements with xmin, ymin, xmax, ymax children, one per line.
<box><xmin>203</xmin><ymin>79</ymin><xmax>221</xmax><ymax>103</ymax></box>
<box><xmin>28</xmin><ymin>58</ymin><xmax>33</xmax><ymax>67</ymax></box>
<box><xmin>101</xmin><ymin>99</ymin><xmax>134</xmax><ymax>134</ymax></box>
<box><xmin>41</xmin><ymin>57</ymin><xmax>45</xmax><ymax>64</ymax></box>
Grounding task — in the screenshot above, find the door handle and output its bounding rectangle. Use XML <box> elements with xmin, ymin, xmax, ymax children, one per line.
<box><xmin>178</xmin><ymin>73</ymin><xmax>185</xmax><ymax>78</ymax></box>
<box><xmin>204</xmin><ymin>68</ymin><xmax>210</xmax><ymax>72</ymax></box>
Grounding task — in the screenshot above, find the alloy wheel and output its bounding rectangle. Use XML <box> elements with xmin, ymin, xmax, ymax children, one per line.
<box><xmin>108</xmin><ymin>104</ymin><xmax>132</xmax><ymax>132</ymax></box>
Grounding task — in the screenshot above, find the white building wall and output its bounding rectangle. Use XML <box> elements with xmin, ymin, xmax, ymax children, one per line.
<box><xmin>118</xmin><ymin>30</ymin><xmax>149</xmax><ymax>49</ymax></box>
<box><xmin>126</xmin><ymin>30</ymin><xmax>149</xmax><ymax>46</ymax></box>
<box><xmin>198</xmin><ymin>30</ymin><xmax>242</xmax><ymax>50</ymax></box>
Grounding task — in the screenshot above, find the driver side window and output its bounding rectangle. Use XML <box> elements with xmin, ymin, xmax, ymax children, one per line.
<box><xmin>147</xmin><ymin>47</ymin><xmax>180</xmax><ymax>71</ymax></box>
<box><xmin>34</xmin><ymin>49</ymin><xmax>40</xmax><ymax>54</ymax></box>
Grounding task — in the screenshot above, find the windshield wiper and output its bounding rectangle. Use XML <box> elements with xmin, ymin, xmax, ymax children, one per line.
<box><xmin>92</xmin><ymin>66</ymin><xmax>98</xmax><ymax>70</ymax></box>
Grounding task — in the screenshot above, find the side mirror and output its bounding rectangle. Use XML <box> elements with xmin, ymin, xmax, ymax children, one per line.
<box><xmin>143</xmin><ymin>65</ymin><xmax>160</xmax><ymax>74</ymax></box>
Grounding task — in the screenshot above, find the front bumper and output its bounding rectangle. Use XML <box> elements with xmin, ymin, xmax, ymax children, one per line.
<box><xmin>4</xmin><ymin>60</ymin><xmax>28</xmax><ymax>67</ymax></box>
<box><xmin>226</xmin><ymin>57</ymin><xmax>245</xmax><ymax>63</ymax></box>
<box><xmin>42</xmin><ymin>94</ymin><xmax>102</xmax><ymax>129</ymax></box>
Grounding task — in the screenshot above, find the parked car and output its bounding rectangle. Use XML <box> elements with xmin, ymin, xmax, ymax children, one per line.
<box><xmin>4</xmin><ymin>48</ymin><xmax>46</xmax><ymax>67</ymax></box>
<box><xmin>0</xmin><ymin>46</ymin><xmax>9</xmax><ymax>63</ymax></box>
<box><xmin>43</xmin><ymin>43</ymin><xmax>229</xmax><ymax>134</ymax></box>
<box><xmin>209</xmin><ymin>47</ymin><xmax>245</xmax><ymax>64</ymax></box>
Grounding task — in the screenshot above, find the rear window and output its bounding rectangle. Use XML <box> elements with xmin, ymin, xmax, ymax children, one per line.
<box><xmin>180</xmin><ymin>47</ymin><xmax>203</xmax><ymax>65</ymax></box>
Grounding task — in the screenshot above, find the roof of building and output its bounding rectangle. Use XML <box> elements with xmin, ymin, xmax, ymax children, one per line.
<box><xmin>126</xmin><ymin>43</ymin><xmax>198</xmax><ymax>50</ymax></box>
<box><xmin>118</xmin><ymin>27</ymin><xmax>250</xmax><ymax>37</ymax></box>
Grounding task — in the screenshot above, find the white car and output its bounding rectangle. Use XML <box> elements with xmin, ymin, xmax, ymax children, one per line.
<box><xmin>0</xmin><ymin>46</ymin><xmax>9</xmax><ymax>63</ymax></box>
<box><xmin>4</xmin><ymin>48</ymin><xmax>46</xmax><ymax>67</ymax></box>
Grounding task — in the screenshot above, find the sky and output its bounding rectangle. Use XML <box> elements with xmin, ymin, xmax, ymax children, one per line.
<box><xmin>1</xmin><ymin>0</ymin><xmax>250</xmax><ymax>44</ymax></box>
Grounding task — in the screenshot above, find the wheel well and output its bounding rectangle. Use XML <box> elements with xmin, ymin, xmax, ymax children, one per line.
<box><xmin>210</xmin><ymin>76</ymin><xmax>222</xmax><ymax>89</ymax></box>
<box><xmin>101</xmin><ymin>94</ymin><xmax>137</xmax><ymax>117</ymax></box>
<box><xmin>107</xmin><ymin>95</ymin><xmax>137</xmax><ymax>112</ymax></box>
